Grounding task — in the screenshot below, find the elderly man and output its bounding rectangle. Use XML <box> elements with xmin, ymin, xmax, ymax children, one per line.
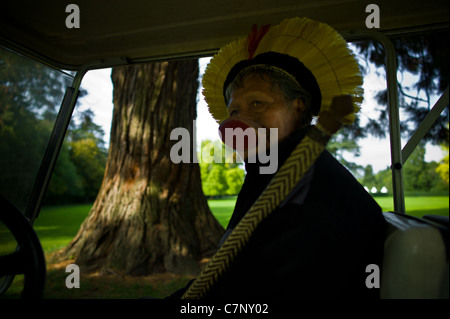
<box><xmin>171</xmin><ymin>17</ymin><xmax>387</xmax><ymax>299</ymax></box>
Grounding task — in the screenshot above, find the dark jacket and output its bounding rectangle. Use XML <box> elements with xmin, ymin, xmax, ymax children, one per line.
<box><xmin>173</xmin><ymin>127</ymin><xmax>387</xmax><ymax>299</ymax></box>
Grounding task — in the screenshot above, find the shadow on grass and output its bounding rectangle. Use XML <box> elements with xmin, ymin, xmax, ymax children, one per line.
<box><xmin>2</xmin><ymin>253</ymin><xmax>194</xmax><ymax>299</ymax></box>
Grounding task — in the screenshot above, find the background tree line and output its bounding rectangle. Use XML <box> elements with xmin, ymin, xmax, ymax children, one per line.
<box><xmin>0</xmin><ymin>45</ymin><xmax>108</xmax><ymax>207</ymax></box>
<box><xmin>359</xmin><ymin>143</ymin><xmax>448</xmax><ymax>196</ymax></box>
<box><xmin>43</xmin><ymin>108</ymin><xmax>108</xmax><ymax>205</ymax></box>
<box><xmin>198</xmin><ymin>140</ymin><xmax>245</xmax><ymax>198</ymax></box>
<box><xmin>199</xmin><ymin>138</ymin><xmax>449</xmax><ymax>198</ymax></box>
<box><xmin>0</xmin><ymin>46</ymin><xmax>74</xmax><ymax>211</ymax></box>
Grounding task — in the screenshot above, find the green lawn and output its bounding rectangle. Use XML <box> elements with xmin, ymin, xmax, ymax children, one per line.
<box><xmin>374</xmin><ymin>196</ymin><xmax>449</xmax><ymax>218</ymax></box>
<box><xmin>33</xmin><ymin>204</ymin><xmax>92</xmax><ymax>253</ymax></box>
<box><xmin>209</xmin><ymin>196</ymin><xmax>450</xmax><ymax>228</ymax></box>
<box><xmin>207</xmin><ymin>197</ymin><xmax>237</xmax><ymax>228</ymax></box>
<box><xmin>3</xmin><ymin>196</ymin><xmax>448</xmax><ymax>255</ymax></box>
<box><xmin>1</xmin><ymin>195</ymin><xmax>447</xmax><ymax>298</ymax></box>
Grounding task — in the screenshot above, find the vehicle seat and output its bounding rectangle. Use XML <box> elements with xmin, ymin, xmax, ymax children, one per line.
<box><xmin>381</xmin><ymin>212</ymin><xmax>449</xmax><ymax>299</ymax></box>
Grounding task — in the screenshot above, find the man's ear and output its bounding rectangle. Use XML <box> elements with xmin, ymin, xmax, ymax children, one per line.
<box><xmin>292</xmin><ymin>98</ymin><xmax>306</xmax><ymax>116</ymax></box>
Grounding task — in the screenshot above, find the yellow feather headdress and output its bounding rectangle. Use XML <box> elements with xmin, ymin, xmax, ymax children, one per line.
<box><xmin>202</xmin><ymin>17</ymin><xmax>363</xmax><ymax>125</ymax></box>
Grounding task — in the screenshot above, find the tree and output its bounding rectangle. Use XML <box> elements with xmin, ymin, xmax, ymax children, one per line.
<box><xmin>198</xmin><ymin>139</ymin><xmax>245</xmax><ymax>197</ymax></box>
<box><xmin>386</xmin><ymin>143</ymin><xmax>449</xmax><ymax>193</ymax></box>
<box><xmin>63</xmin><ymin>60</ymin><xmax>224</xmax><ymax>276</ymax></box>
<box><xmin>326</xmin><ymin>134</ymin><xmax>363</xmax><ymax>176</ymax></box>
<box><xmin>67</xmin><ymin>108</ymin><xmax>108</xmax><ymax>201</ymax></box>
<box><xmin>0</xmin><ymin>45</ymin><xmax>73</xmax><ymax>211</ymax></box>
<box><xmin>342</xmin><ymin>32</ymin><xmax>449</xmax><ymax>189</ymax></box>
<box><xmin>225</xmin><ymin>168</ymin><xmax>245</xmax><ymax>195</ymax></box>
<box><xmin>44</xmin><ymin>107</ymin><xmax>108</xmax><ymax>204</ymax></box>
<box><xmin>375</xmin><ymin>168</ymin><xmax>392</xmax><ymax>194</ymax></box>
<box><xmin>43</xmin><ymin>142</ymin><xmax>84</xmax><ymax>204</ymax></box>
<box><xmin>436</xmin><ymin>145</ymin><xmax>449</xmax><ymax>184</ymax></box>
<box><xmin>354</xmin><ymin>31</ymin><xmax>449</xmax><ymax>145</ymax></box>
<box><xmin>69</xmin><ymin>137</ymin><xmax>106</xmax><ymax>200</ymax></box>
<box><xmin>361</xmin><ymin>165</ymin><xmax>377</xmax><ymax>190</ymax></box>
<box><xmin>67</xmin><ymin>108</ymin><xmax>105</xmax><ymax>144</ymax></box>
<box><xmin>203</xmin><ymin>165</ymin><xmax>228</xmax><ymax>197</ymax></box>
<box><xmin>403</xmin><ymin>143</ymin><xmax>427</xmax><ymax>192</ymax></box>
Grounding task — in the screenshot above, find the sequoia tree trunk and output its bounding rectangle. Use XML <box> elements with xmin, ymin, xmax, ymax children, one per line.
<box><xmin>63</xmin><ymin>60</ymin><xmax>224</xmax><ymax>276</ymax></box>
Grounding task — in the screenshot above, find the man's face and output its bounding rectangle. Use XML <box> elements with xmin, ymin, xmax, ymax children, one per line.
<box><xmin>220</xmin><ymin>73</ymin><xmax>305</xmax><ymax>159</ymax></box>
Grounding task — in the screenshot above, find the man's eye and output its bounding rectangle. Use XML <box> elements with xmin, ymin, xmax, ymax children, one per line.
<box><xmin>230</xmin><ymin>110</ymin><xmax>239</xmax><ymax>116</ymax></box>
<box><xmin>251</xmin><ymin>101</ymin><xmax>262</xmax><ymax>107</ymax></box>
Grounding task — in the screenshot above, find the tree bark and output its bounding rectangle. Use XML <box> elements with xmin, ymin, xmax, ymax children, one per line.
<box><xmin>63</xmin><ymin>60</ymin><xmax>224</xmax><ymax>276</ymax></box>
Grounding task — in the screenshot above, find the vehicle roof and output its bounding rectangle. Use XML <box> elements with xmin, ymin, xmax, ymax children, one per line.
<box><xmin>1</xmin><ymin>0</ymin><xmax>448</xmax><ymax>71</ymax></box>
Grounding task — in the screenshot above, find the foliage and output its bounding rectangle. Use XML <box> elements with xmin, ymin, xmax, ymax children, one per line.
<box><xmin>326</xmin><ymin>133</ymin><xmax>363</xmax><ymax>176</ymax></box>
<box><xmin>0</xmin><ymin>46</ymin><xmax>72</xmax><ymax>211</ymax></box>
<box><xmin>0</xmin><ymin>45</ymin><xmax>106</xmax><ymax>207</ymax></box>
<box><xmin>199</xmin><ymin>140</ymin><xmax>245</xmax><ymax>197</ymax></box>
<box><xmin>45</xmin><ymin>142</ymin><xmax>84</xmax><ymax>199</ymax></box>
<box><xmin>360</xmin><ymin>143</ymin><xmax>449</xmax><ymax>195</ymax></box>
<box><xmin>202</xmin><ymin>165</ymin><xmax>228</xmax><ymax>196</ymax></box>
<box><xmin>225</xmin><ymin>168</ymin><xmax>246</xmax><ymax>195</ymax></box>
<box><xmin>436</xmin><ymin>145</ymin><xmax>449</xmax><ymax>184</ymax></box>
<box><xmin>361</xmin><ymin>165</ymin><xmax>377</xmax><ymax>190</ymax></box>
<box><xmin>401</xmin><ymin>143</ymin><xmax>447</xmax><ymax>193</ymax></box>
<box><xmin>354</xmin><ymin>31</ymin><xmax>449</xmax><ymax>145</ymax></box>
<box><xmin>307</xmin><ymin>32</ymin><xmax>449</xmax><ymax>175</ymax></box>
<box><xmin>44</xmin><ymin>109</ymin><xmax>108</xmax><ymax>204</ymax></box>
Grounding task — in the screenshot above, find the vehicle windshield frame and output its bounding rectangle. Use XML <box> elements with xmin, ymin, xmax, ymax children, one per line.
<box><xmin>1</xmin><ymin>28</ymin><xmax>448</xmax><ymax>221</ymax></box>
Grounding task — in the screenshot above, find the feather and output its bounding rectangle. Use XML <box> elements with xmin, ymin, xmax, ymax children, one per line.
<box><xmin>203</xmin><ymin>16</ymin><xmax>364</xmax><ymax>125</ymax></box>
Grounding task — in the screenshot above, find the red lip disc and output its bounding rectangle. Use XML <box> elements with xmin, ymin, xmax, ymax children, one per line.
<box><xmin>218</xmin><ymin>119</ymin><xmax>254</xmax><ymax>150</ymax></box>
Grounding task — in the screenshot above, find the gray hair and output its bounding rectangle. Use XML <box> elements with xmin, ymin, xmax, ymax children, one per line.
<box><xmin>224</xmin><ymin>65</ymin><xmax>313</xmax><ymax>127</ymax></box>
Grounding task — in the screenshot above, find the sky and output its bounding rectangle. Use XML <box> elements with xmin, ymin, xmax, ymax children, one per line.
<box><xmin>77</xmin><ymin>58</ymin><xmax>444</xmax><ymax>174</ymax></box>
